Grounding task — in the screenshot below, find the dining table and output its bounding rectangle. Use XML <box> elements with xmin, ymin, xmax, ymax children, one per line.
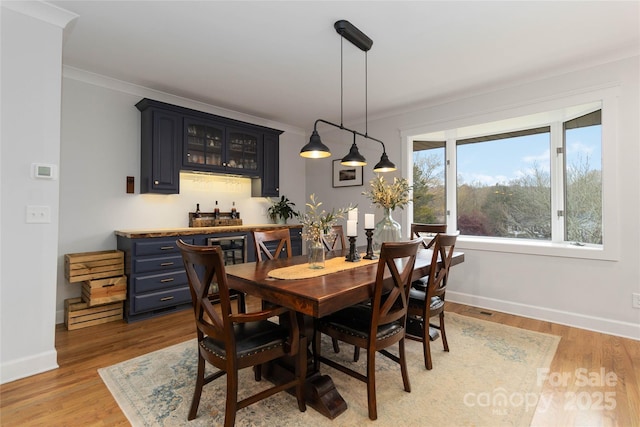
<box><xmin>224</xmin><ymin>245</ymin><xmax>464</xmax><ymax>419</ymax></box>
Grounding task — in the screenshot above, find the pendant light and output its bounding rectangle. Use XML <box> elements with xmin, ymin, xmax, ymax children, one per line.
<box><xmin>300</xmin><ymin>20</ymin><xmax>396</xmax><ymax>172</ymax></box>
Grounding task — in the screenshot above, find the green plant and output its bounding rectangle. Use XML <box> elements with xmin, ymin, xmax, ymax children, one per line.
<box><xmin>267</xmin><ymin>196</ymin><xmax>299</xmax><ymax>222</ymax></box>
<box><xmin>299</xmin><ymin>194</ymin><xmax>354</xmax><ymax>242</ymax></box>
<box><xmin>363</xmin><ymin>175</ymin><xmax>412</xmax><ymax>210</ymax></box>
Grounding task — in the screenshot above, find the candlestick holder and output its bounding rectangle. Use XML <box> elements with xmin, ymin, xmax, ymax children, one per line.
<box><xmin>345</xmin><ymin>236</ymin><xmax>361</xmax><ymax>262</ymax></box>
<box><xmin>363</xmin><ymin>228</ymin><xmax>377</xmax><ymax>259</ymax></box>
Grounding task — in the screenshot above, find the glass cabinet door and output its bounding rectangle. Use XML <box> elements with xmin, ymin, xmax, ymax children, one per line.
<box><xmin>226</xmin><ymin>128</ymin><xmax>259</xmax><ymax>174</ymax></box>
<box><xmin>184</xmin><ymin>120</ymin><xmax>223</xmax><ymax>168</ymax></box>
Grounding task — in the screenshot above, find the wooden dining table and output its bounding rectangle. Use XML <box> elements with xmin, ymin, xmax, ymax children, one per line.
<box><xmin>224</xmin><ymin>246</ymin><xmax>464</xmax><ymax>418</ymax></box>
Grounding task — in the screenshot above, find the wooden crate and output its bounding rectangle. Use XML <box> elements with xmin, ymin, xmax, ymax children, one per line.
<box><xmin>64</xmin><ymin>297</ymin><xmax>123</xmax><ymax>330</ymax></box>
<box><xmin>81</xmin><ymin>275</ymin><xmax>127</xmax><ymax>306</ymax></box>
<box><xmin>64</xmin><ymin>250</ymin><xmax>124</xmax><ymax>283</ymax></box>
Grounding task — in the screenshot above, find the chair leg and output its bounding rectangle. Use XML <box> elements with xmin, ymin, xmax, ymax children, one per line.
<box><xmin>366</xmin><ymin>347</ymin><xmax>377</xmax><ymax>420</ymax></box>
<box><xmin>422</xmin><ymin>319</ymin><xmax>433</xmax><ymax>370</ymax></box>
<box><xmin>188</xmin><ymin>355</ymin><xmax>206</xmax><ymax>420</ymax></box>
<box><xmin>353</xmin><ymin>346</ymin><xmax>360</xmax><ymax>362</ymax></box>
<box><xmin>332</xmin><ymin>337</ymin><xmax>340</xmax><ymax>353</ymax></box>
<box><xmin>224</xmin><ymin>370</ymin><xmax>239</xmax><ymax>427</ymax></box>
<box><xmin>295</xmin><ymin>336</ymin><xmax>308</xmax><ymax>412</ymax></box>
<box><xmin>399</xmin><ymin>338</ymin><xmax>411</xmax><ymax>392</ymax></box>
<box><xmin>440</xmin><ymin>312</ymin><xmax>449</xmax><ymax>352</ymax></box>
<box><xmin>254</xmin><ymin>364</ymin><xmax>262</xmax><ymax>381</ymax></box>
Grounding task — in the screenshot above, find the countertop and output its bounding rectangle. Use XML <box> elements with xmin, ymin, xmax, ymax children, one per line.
<box><xmin>114</xmin><ymin>223</ymin><xmax>302</xmax><ymax>239</ymax></box>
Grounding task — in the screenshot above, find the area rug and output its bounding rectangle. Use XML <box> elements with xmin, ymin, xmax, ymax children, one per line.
<box><xmin>99</xmin><ymin>313</ymin><xmax>559</xmax><ymax>426</ymax></box>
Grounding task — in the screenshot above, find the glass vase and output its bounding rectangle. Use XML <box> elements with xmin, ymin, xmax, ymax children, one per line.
<box><xmin>308</xmin><ymin>238</ymin><xmax>325</xmax><ymax>269</ymax></box>
<box><xmin>373</xmin><ymin>208</ymin><xmax>402</xmax><ymax>253</ymax></box>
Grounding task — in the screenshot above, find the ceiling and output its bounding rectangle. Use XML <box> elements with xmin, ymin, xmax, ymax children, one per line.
<box><xmin>52</xmin><ymin>1</ymin><xmax>639</xmax><ymax>131</ymax></box>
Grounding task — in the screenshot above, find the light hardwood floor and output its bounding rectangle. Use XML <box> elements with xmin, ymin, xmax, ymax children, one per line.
<box><xmin>1</xmin><ymin>299</ymin><xmax>638</xmax><ymax>426</ymax></box>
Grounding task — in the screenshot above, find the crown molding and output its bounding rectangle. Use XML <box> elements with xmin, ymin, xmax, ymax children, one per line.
<box><xmin>2</xmin><ymin>1</ymin><xmax>78</xmax><ymax>29</ymax></box>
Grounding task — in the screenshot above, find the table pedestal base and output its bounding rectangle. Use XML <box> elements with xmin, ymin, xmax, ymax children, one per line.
<box><xmin>263</xmin><ymin>357</ymin><xmax>348</xmax><ymax>419</ymax></box>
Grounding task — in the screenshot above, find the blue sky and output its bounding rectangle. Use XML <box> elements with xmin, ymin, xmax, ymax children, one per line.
<box><xmin>455</xmin><ymin>126</ymin><xmax>601</xmax><ymax>186</ymax></box>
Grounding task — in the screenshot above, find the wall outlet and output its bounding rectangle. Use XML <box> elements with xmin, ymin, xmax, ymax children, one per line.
<box><xmin>633</xmin><ymin>293</ymin><xmax>640</xmax><ymax>309</ymax></box>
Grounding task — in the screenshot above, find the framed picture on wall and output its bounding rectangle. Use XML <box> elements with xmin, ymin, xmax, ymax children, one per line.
<box><xmin>332</xmin><ymin>159</ymin><xmax>363</xmax><ymax>188</ymax></box>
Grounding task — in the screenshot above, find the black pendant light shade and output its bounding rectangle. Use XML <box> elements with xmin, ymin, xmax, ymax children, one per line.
<box><xmin>373</xmin><ymin>151</ymin><xmax>397</xmax><ymax>172</ymax></box>
<box><xmin>341</xmin><ymin>137</ymin><xmax>367</xmax><ymax>167</ymax></box>
<box><xmin>302</xmin><ymin>20</ymin><xmax>396</xmax><ymax>172</ymax></box>
<box><xmin>300</xmin><ymin>130</ymin><xmax>331</xmax><ymax>158</ymax></box>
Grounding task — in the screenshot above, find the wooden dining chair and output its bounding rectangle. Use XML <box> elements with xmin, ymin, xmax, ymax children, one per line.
<box><xmin>313</xmin><ymin>238</ymin><xmax>422</xmax><ymax>421</ymax></box>
<box><xmin>411</xmin><ymin>223</ymin><xmax>447</xmax><ymax>250</ymax></box>
<box><xmin>252</xmin><ymin>228</ymin><xmax>292</xmax><ymax>261</ymax></box>
<box><xmin>321</xmin><ymin>225</ymin><xmax>346</xmax><ymax>251</ymax></box>
<box><xmin>177</xmin><ymin>240</ymin><xmax>307</xmax><ymax>427</ymax></box>
<box><xmin>406</xmin><ymin>233</ymin><xmax>457</xmax><ymax>370</ymax></box>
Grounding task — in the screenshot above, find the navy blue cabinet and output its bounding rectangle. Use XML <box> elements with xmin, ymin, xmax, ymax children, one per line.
<box><xmin>136</xmin><ymin>98</ymin><xmax>282</xmax><ymax>195</ymax></box>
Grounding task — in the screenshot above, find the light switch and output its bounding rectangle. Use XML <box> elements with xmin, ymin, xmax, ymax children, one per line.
<box><xmin>26</xmin><ymin>205</ymin><xmax>51</xmax><ymax>223</ymax></box>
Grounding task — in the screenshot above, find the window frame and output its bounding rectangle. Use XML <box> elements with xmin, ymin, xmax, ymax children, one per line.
<box><xmin>403</xmin><ymin>87</ymin><xmax>619</xmax><ymax>261</ymax></box>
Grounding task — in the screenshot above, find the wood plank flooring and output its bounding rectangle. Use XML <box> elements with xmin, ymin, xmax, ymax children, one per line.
<box><xmin>1</xmin><ymin>299</ymin><xmax>638</xmax><ymax>426</ymax></box>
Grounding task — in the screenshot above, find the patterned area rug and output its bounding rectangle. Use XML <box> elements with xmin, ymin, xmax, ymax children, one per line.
<box><xmin>99</xmin><ymin>313</ymin><xmax>559</xmax><ymax>426</ymax></box>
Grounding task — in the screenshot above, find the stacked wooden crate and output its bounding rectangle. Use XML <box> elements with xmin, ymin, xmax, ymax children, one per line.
<box><xmin>64</xmin><ymin>250</ymin><xmax>126</xmax><ymax>330</ymax></box>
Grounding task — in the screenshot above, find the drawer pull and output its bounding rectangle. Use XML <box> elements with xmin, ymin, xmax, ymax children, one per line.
<box><xmin>160</xmin><ymin>262</ymin><xmax>174</xmax><ymax>267</ymax></box>
<box><xmin>160</xmin><ymin>278</ymin><xmax>175</xmax><ymax>283</ymax></box>
<box><xmin>160</xmin><ymin>246</ymin><xmax>174</xmax><ymax>250</ymax></box>
<box><xmin>101</xmin><ymin>284</ymin><xmax>115</xmax><ymax>288</ymax></box>
<box><xmin>160</xmin><ymin>296</ymin><xmax>174</xmax><ymax>302</ymax></box>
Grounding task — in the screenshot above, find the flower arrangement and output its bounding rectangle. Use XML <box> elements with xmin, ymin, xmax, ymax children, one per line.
<box><xmin>363</xmin><ymin>175</ymin><xmax>412</xmax><ymax>211</ymax></box>
<box><xmin>299</xmin><ymin>194</ymin><xmax>353</xmax><ymax>242</ymax></box>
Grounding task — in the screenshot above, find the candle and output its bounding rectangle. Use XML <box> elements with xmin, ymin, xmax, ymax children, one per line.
<box><xmin>364</xmin><ymin>214</ymin><xmax>375</xmax><ymax>229</ymax></box>
<box><xmin>347</xmin><ymin>219</ymin><xmax>358</xmax><ymax>236</ymax></box>
<box><xmin>348</xmin><ymin>207</ymin><xmax>358</xmax><ymax>222</ymax></box>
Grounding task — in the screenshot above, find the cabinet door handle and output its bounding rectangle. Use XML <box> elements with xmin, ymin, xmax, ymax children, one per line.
<box><xmin>160</xmin><ymin>278</ymin><xmax>174</xmax><ymax>283</ymax></box>
<box><xmin>160</xmin><ymin>246</ymin><xmax>174</xmax><ymax>250</ymax></box>
<box><xmin>160</xmin><ymin>262</ymin><xmax>174</xmax><ymax>267</ymax></box>
<box><xmin>160</xmin><ymin>296</ymin><xmax>174</xmax><ymax>302</ymax></box>
<box><xmin>154</xmin><ymin>180</ymin><xmax>159</xmax><ymax>185</ymax></box>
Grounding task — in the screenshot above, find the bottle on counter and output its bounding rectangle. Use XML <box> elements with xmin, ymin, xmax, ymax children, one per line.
<box><xmin>231</xmin><ymin>201</ymin><xmax>237</xmax><ymax>219</ymax></box>
<box><xmin>214</xmin><ymin>200</ymin><xmax>220</xmax><ymax>219</ymax></box>
<box><xmin>194</xmin><ymin>203</ymin><xmax>201</xmax><ymax>218</ymax></box>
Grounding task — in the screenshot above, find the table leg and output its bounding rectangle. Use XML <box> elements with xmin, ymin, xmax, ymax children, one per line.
<box><xmin>262</xmin><ymin>313</ymin><xmax>348</xmax><ymax>419</ymax></box>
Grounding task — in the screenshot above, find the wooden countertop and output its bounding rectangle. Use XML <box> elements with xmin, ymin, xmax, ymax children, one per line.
<box><xmin>114</xmin><ymin>223</ymin><xmax>302</xmax><ymax>239</ymax></box>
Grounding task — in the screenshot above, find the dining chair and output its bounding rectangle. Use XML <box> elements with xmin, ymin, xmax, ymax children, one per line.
<box><xmin>313</xmin><ymin>238</ymin><xmax>422</xmax><ymax>421</ymax></box>
<box><xmin>406</xmin><ymin>233</ymin><xmax>457</xmax><ymax>370</ymax></box>
<box><xmin>411</xmin><ymin>223</ymin><xmax>447</xmax><ymax>250</ymax></box>
<box><xmin>177</xmin><ymin>240</ymin><xmax>307</xmax><ymax>427</ymax></box>
<box><xmin>252</xmin><ymin>228</ymin><xmax>292</xmax><ymax>261</ymax></box>
<box><xmin>322</xmin><ymin>225</ymin><xmax>346</xmax><ymax>251</ymax></box>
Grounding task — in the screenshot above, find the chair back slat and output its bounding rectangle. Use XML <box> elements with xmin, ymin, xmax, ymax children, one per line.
<box><xmin>411</xmin><ymin>223</ymin><xmax>447</xmax><ymax>249</ymax></box>
<box><xmin>253</xmin><ymin>228</ymin><xmax>292</xmax><ymax>261</ymax></box>
<box><xmin>372</xmin><ymin>238</ymin><xmax>422</xmax><ymax>331</ymax></box>
<box><xmin>322</xmin><ymin>225</ymin><xmax>346</xmax><ymax>251</ymax></box>
<box><xmin>177</xmin><ymin>240</ymin><xmax>232</xmax><ymax>343</ymax></box>
<box><xmin>427</xmin><ymin>234</ymin><xmax>457</xmax><ymax>299</ymax></box>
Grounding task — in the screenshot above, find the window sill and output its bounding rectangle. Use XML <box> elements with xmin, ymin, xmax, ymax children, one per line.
<box><xmin>456</xmin><ymin>235</ymin><xmax>618</xmax><ymax>261</ymax></box>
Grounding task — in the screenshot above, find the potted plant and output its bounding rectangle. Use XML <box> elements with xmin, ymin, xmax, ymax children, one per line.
<box><xmin>267</xmin><ymin>196</ymin><xmax>299</xmax><ymax>224</ymax></box>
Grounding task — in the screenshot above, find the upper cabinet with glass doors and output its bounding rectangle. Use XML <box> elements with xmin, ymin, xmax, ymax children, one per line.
<box><xmin>136</xmin><ymin>98</ymin><xmax>281</xmax><ymax>194</ymax></box>
<box><xmin>183</xmin><ymin>119</ymin><xmax>260</xmax><ymax>176</ymax></box>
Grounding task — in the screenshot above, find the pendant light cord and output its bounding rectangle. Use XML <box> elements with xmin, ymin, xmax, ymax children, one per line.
<box><xmin>365</xmin><ymin>50</ymin><xmax>368</xmax><ymax>136</ymax></box>
<box><xmin>340</xmin><ymin>36</ymin><xmax>344</xmax><ymax>127</ymax></box>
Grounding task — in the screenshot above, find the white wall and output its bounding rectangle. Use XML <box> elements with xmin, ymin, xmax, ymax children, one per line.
<box><xmin>56</xmin><ymin>73</ymin><xmax>307</xmax><ymax>323</ymax></box>
<box><xmin>307</xmin><ymin>56</ymin><xmax>640</xmax><ymax>339</ymax></box>
<box><xmin>0</xmin><ymin>3</ymin><xmax>77</xmax><ymax>383</ymax></box>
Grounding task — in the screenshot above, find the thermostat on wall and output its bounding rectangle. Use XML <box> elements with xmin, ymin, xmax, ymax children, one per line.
<box><xmin>32</xmin><ymin>163</ymin><xmax>57</xmax><ymax>180</ymax></box>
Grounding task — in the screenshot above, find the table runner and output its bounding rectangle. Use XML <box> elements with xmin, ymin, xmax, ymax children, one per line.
<box><xmin>268</xmin><ymin>253</ymin><xmax>378</xmax><ymax>279</ymax></box>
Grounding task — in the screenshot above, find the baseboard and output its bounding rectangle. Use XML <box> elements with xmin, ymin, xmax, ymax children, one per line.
<box><xmin>448</xmin><ymin>291</ymin><xmax>640</xmax><ymax>341</ymax></box>
<box><xmin>1</xmin><ymin>349</ymin><xmax>58</xmax><ymax>384</ymax></box>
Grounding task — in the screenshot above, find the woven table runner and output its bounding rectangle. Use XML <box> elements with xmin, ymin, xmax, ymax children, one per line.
<box><xmin>268</xmin><ymin>254</ymin><xmax>378</xmax><ymax>280</ymax></box>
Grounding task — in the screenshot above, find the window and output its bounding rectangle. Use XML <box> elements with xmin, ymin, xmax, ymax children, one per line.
<box><xmin>413</xmin><ymin>141</ymin><xmax>446</xmax><ymax>224</ymax></box>
<box><xmin>411</xmin><ymin>101</ymin><xmax>604</xmax><ymax>248</ymax></box>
